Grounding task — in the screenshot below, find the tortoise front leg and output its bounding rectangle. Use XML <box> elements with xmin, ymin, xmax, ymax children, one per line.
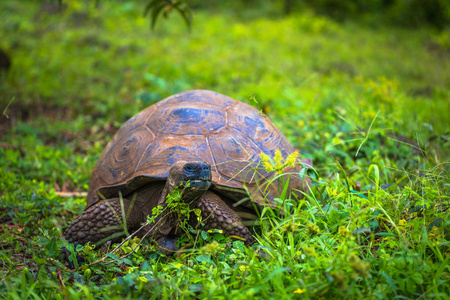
<box><xmin>64</xmin><ymin>197</ymin><xmax>145</xmax><ymax>246</ymax></box>
<box><xmin>193</xmin><ymin>191</ymin><xmax>254</xmax><ymax>244</ymax></box>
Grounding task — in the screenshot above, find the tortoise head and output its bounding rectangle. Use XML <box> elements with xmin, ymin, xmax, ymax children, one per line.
<box><xmin>168</xmin><ymin>161</ymin><xmax>212</xmax><ymax>192</ymax></box>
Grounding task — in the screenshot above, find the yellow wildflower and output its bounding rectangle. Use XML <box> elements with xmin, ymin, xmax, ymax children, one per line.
<box><xmin>172</xmin><ymin>262</ymin><xmax>184</xmax><ymax>269</ymax></box>
<box><xmin>349</xmin><ymin>254</ymin><xmax>370</xmax><ymax>278</ymax></box>
<box><xmin>281</xmin><ymin>221</ymin><xmax>297</xmax><ymax>232</ymax></box>
<box><xmin>260</xmin><ymin>152</ymin><xmax>275</xmax><ymax>172</ymax></box>
<box><xmin>399</xmin><ymin>219</ymin><xmax>407</xmax><ymax>226</ymax></box>
<box><xmin>200</xmin><ymin>241</ymin><xmax>220</xmax><ymax>255</ymax></box>
<box><xmin>307</xmin><ymin>223</ymin><xmax>320</xmax><ymax>236</ymax></box>
<box><xmin>274</xmin><ymin>149</ymin><xmax>283</xmax><ymax>171</ymax></box>
<box><xmin>284</xmin><ymin>151</ymin><xmax>299</xmax><ymax>168</ymax></box>
<box><xmin>239</xmin><ymin>265</ymin><xmax>249</xmax><ymax>272</ymax></box>
<box><xmin>126</xmin><ymin>266</ymin><xmax>138</xmax><ymax>274</ymax></box>
<box><xmin>302</xmin><ymin>246</ymin><xmax>317</xmax><ymax>257</ymax></box>
<box><xmin>259</xmin><ymin>150</ymin><xmax>300</xmax><ymax>175</ymax></box>
<box><xmin>293</xmin><ymin>288</ymin><xmax>305</xmax><ymax>294</ymax></box>
<box><xmin>338</xmin><ymin>226</ymin><xmax>349</xmax><ymax>237</ymax></box>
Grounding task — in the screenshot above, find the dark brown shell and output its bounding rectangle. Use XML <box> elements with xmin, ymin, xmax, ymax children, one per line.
<box><xmin>87</xmin><ymin>90</ymin><xmax>301</xmax><ymax>207</ymax></box>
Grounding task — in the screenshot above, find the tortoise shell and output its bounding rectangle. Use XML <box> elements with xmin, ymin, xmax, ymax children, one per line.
<box><xmin>87</xmin><ymin>90</ymin><xmax>300</xmax><ymax>207</ymax></box>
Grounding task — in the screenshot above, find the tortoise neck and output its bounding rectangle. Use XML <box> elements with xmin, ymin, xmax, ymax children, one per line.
<box><xmin>161</xmin><ymin>180</ymin><xmax>208</xmax><ymax>208</ymax></box>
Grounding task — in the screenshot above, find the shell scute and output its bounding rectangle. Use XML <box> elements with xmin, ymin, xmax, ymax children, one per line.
<box><xmin>227</xmin><ymin>103</ymin><xmax>293</xmax><ymax>157</ymax></box>
<box><xmin>135</xmin><ymin>135</ymin><xmax>211</xmax><ymax>179</ymax></box>
<box><xmin>97</xmin><ymin>126</ymin><xmax>154</xmax><ymax>185</ymax></box>
<box><xmin>147</xmin><ymin>104</ymin><xmax>226</xmax><ymax>136</ymax></box>
<box><xmin>208</xmin><ymin>128</ymin><xmax>269</xmax><ymax>184</ymax></box>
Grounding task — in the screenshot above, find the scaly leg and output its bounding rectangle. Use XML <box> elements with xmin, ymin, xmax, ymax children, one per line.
<box><xmin>64</xmin><ymin>197</ymin><xmax>145</xmax><ymax>245</ymax></box>
<box><xmin>193</xmin><ymin>191</ymin><xmax>254</xmax><ymax>244</ymax></box>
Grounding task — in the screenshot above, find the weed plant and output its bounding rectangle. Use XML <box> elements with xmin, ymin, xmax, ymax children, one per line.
<box><xmin>0</xmin><ymin>0</ymin><xmax>449</xmax><ymax>299</ymax></box>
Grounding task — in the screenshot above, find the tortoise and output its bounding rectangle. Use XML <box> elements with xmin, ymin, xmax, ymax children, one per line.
<box><xmin>64</xmin><ymin>90</ymin><xmax>312</xmax><ymax>248</ymax></box>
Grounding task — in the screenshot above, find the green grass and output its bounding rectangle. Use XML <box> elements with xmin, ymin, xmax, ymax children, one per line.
<box><xmin>1</xmin><ymin>0</ymin><xmax>449</xmax><ymax>299</ymax></box>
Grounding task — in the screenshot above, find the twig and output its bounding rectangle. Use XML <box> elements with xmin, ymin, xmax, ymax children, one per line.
<box><xmin>2</xmin><ymin>97</ymin><xmax>14</xmax><ymax>119</ymax></box>
<box><xmin>57</xmin><ymin>268</ymin><xmax>65</xmax><ymax>287</ymax></box>
<box><xmin>54</xmin><ymin>191</ymin><xmax>87</xmax><ymax>197</ymax></box>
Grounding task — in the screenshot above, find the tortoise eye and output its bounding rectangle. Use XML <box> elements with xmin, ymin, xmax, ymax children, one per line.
<box><xmin>184</xmin><ymin>165</ymin><xmax>194</xmax><ymax>173</ymax></box>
